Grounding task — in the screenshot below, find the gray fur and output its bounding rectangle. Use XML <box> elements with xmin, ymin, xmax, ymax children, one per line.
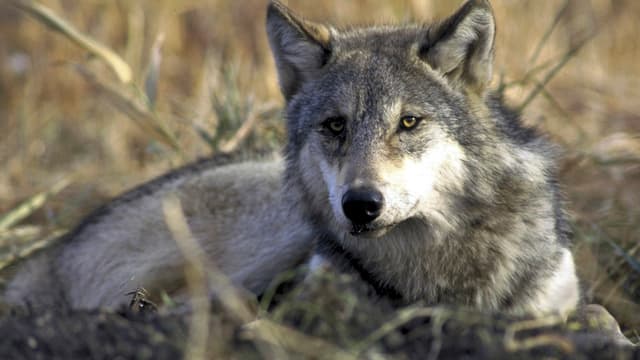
<box><xmin>4</xmin><ymin>0</ymin><xmax>579</xmax><ymax>317</ymax></box>
<box><xmin>4</xmin><ymin>154</ymin><xmax>314</xmax><ymax>309</ymax></box>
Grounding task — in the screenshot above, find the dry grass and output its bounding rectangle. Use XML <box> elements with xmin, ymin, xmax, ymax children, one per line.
<box><xmin>0</xmin><ymin>0</ymin><xmax>638</xmax><ymax>343</ymax></box>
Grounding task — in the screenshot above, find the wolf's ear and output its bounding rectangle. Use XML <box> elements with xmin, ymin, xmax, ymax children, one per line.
<box><xmin>420</xmin><ymin>0</ymin><xmax>495</xmax><ymax>93</ymax></box>
<box><xmin>266</xmin><ymin>1</ymin><xmax>332</xmax><ymax>100</ymax></box>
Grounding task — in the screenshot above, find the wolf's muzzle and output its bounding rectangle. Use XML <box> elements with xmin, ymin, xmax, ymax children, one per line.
<box><xmin>341</xmin><ymin>187</ymin><xmax>384</xmax><ymax>225</ymax></box>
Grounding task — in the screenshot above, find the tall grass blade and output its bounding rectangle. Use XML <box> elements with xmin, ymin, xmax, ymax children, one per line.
<box><xmin>527</xmin><ymin>0</ymin><xmax>570</xmax><ymax>67</ymax></box>
<box><xmin>0</xmin><ymin>229</ymin><xmax>65</xmax><ymax>271</ymax></box>
<box><xmin>603</xmin><ymin>236</ymin><xmax>640</xmax><ymax>275</ymax></box>
<box><xmin>75</xmin><ymin>66</ymin><xmax>184</xmax><ymax>157</ymax></box>
<box><xmin>162</xmin><ymin>194</ymin><xmax>211</xmax><ymax>360</ymax></box>
<box><xmin>517</xmin><ymin>33</ymin><xmax>595</xmax><ymax>112</ymax></box>
<box><xmin>144</xmin><ymin>33</ymin><xmax>165</xmax><ymax>110</ymax></box>
<box><xmin>0</xmin><ymin>179</ymin><xmax>70</xmax><ymax>232</ymax></box>
<box><xmin>10</xmin><ymin>0</ymin><xmax>133</xmax><ymax>83</ymax></box>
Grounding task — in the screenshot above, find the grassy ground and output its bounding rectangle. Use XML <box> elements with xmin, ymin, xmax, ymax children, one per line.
<box><xmin>0</xmin><ymin>0</ymin><xmax>638</xmax><ymax>346</ymax></box>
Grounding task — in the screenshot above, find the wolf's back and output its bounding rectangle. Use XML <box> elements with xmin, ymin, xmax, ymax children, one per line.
<box><xmin>4</xmin><ymin>154</ymin><xmax>314</xmax><ymax>310</ymax></box>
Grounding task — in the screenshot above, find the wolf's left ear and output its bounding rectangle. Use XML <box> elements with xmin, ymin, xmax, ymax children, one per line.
<box><xmin>420</xmin><ymin>0</ymin><xmax>495</xmax><ymax>93</ymax></box>
<box><xmin>266</xmin><ymin>1</ymin><xmax>332</xmax><ymax>100</ymax></box>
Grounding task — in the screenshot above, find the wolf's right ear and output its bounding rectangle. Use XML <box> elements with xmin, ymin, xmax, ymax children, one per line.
<box><xmin>266</xmin><ymin>1</ymin><xmax>332</xmax><ymax>100</ymax></box>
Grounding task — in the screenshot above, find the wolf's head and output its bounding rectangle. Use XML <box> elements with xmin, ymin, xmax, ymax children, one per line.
<box><xmin>267</xmin><ymin>1</ymin><xmax>498</xmax><ymax>237</ymax></box>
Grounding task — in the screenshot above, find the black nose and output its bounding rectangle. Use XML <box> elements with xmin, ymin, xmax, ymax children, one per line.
<box><xmin>341</xmin><ymin>188</ymin><xmax>384</xmax><ymax>225</ymax></box>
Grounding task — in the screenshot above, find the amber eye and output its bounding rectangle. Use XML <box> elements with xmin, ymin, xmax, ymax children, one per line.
<box><xmin>323</xmin><ymin>117</ymin><xmax>346</xmax><ymax>135</ymax></box>
<box><xmin>399</xmin><ymin>116</ymin><xmax>421</xmax><ymax>130</ymax></box>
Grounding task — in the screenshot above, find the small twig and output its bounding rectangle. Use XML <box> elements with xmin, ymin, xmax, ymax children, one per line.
<box><xmin>162</xmin><ymin>194</ymin><xmax>211</xmax><ymax>360</ymax></box>
<box><xmin>354</xmin><ymin>306</ymin><xmax>447</xmax><ymax>354</ymax></box>
<box><xmin>219</xmin><ymin>102</ymin><xmax>279</xmax><ymax>153</ymax></box>
<box><xmin>258</xmin><ymin>268</ymin><xmax>301</xmax><ymax>316</ymax></box>
<box><xmin>601</xmin><ymin>235</ymin><xmax>640</xmax><ymax>275</ymax></box>
<box><xmin>0</xmin><ymin>178</ymin><xmax>70</xmax><ymax>231</ymax></box>
<box><xmin>500</xmin><ymin>58</ymin><xmax>555</xmax><ymax>91</ymax></box>
<box><xmin>163</xmin><ymin>194</ymin><xmax>263</xmax><ymax>358</ymax></box>
<box><xmin>527</xmin><ymin>0</ymin><xmax>570</xmax><ymax>66</ymax></box>
<box><xmin>504</xmin><ymin>315</ymin><xmax>574</xmax><ymax>354</ymax></box>
<box><xmin>0</xmin><ymin>225</ymin><xmax>42</xmax><ymax>243</ymax></box>
<box><xmin>517</xmin><ymin>32</ymin><xmax>595</xmax><ymax>112</ymax></box>
<box><xmin>0</xmin><ymin>229</ymin><xmax>65</xmax><ymax>271</ymax></box>
<box><xmin>539</xmin><ymin>86</ymin><xmax>588</xmax><ymax>141</ymax></box>
<box><xmin>75</xmin><ymin>65</ymin><xmax>184</xmax><ymax>157</ymax></box>
<box><xmin>241</xmin><ymin>319</ymin><xmax>357</xmax><ymax>360</ymax></box>
<box><xmin>591</xmin><ymin>156</ymin><xmax>640</xmax><ymax>166</ymax></box>
<box><xmin>9</xmin><ymin>0</ymin><xmax>132</xmax><ymax>83</ymax></box>
<box><xmin>427</xmin><ymin>312</ymin><xmax>447</xmax><ymax>360</ymax></box>
<box><xmin>144</xmin><ymin>33</ymin><xmax>166</xmax><ymax>109</ymax></box>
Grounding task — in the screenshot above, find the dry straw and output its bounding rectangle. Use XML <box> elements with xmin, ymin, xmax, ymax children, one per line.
<box><xmin>9</xmin><ymin>0</ymin><xmax>133</xmax><ymax>84</ymax></box>
<box><xmin>0</xmin><ymin>178</ymin><xmax>70</xmax><ymax>270</ymax></box>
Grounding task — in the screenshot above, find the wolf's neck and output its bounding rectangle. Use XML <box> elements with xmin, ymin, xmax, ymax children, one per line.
<box><xmin>315</xmin><ymin>198</ymin><xmax>563</xmax><ymax>310</ymax></box>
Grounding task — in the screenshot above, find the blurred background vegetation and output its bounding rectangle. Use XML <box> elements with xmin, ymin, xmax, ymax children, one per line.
<box><xmin>0</xmin><ymin>0</ymin><xmax>638</xmax><ymax>340</ymax></box>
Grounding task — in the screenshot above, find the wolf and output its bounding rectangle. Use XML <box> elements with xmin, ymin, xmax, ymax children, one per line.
<box><xmin>3</xmin><ymin>0</ymin><xmax>579</xmax><ymax>317</ymax></box>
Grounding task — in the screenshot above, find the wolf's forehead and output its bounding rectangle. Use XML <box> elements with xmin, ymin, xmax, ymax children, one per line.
<box><xmin>328</xmin><ymin>52</ymin><xmax>415</xmax><ymax>95</ymax></box>
<box><xmin>328</xmin><ymin>28</ymin><xmax>437</xmax><ymax>89</ymax></box>
<box><xmin>320</xmin><ymin>60</ymin><xmax>402</xmax><ymax>119</ymax></box>
<box><xmin>324</xmin><ymin>52</ymin><xmax>437</xmax><ymax>110</ymax></box>
<box><xmin>334</xmin><ymin>26</ymin><xmax>427</xmax><ymax>52</ymax></box>
<box><xmin>294</xmin><ymin>26</ymin><xmax>451</xmax><ymax>122</ymax></box>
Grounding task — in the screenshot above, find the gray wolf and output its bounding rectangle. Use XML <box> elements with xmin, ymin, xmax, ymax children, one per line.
<box><xmin>3</xmin><ymin>0</ymin><xmax>579</xmax><ymax>317</ymax></box>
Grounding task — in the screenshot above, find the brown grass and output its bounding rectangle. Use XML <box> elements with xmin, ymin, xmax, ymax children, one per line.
<box><xmin>0</xmin><ymin>0</ymin><xmax>638</xmax><ymax>341</ymax></box>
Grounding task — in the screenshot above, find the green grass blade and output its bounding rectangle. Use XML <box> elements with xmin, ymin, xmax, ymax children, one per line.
<box><xmin>0</xmin><ymin>179</ymin><xmax>70</xmax><ymax>232</ymax></box>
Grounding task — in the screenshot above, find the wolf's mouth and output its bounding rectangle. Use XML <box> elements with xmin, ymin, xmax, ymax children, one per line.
<box><xmin>350</xmin><ymin>223</ymin><xmax>393</xmax><ymax>237</ymax></box>
<box><xmin>350</xmin><ymin>223</ymin><xmax>371</xmax><ymax>235</ymax></box>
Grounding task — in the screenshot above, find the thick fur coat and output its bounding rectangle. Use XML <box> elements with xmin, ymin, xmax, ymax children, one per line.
<box><xmin>4</xmin><ymin>0</ymin><xmax>579</xmax><ymax>317</ymax></box>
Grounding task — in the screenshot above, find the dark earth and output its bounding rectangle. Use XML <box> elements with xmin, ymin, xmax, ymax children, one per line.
<box><xmin>0</xmin><ymin>265</ymin><xmax>637</xmax><ymax>359</ymax></box>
